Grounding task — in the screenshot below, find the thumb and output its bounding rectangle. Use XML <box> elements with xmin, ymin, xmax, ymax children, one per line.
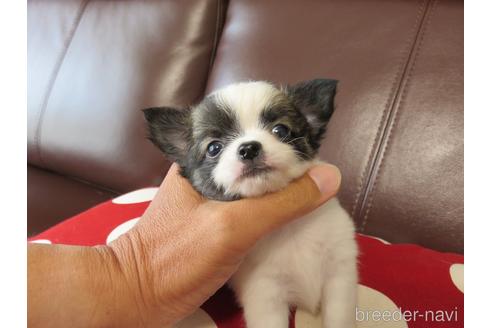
<box><xmin>221</xmin><ymin>164</ymin><xmax>341</xmax><ymax>241</ymax></box>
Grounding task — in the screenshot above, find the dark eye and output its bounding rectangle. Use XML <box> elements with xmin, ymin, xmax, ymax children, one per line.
<box><xmin>206</xmin><ymin>141</ymin><xmax>223</xmax><ymax>158</ymax></box>
<box><xmin>272</xmin><ymin>124</ymin><xmax>290</xmax><ymax>139</ymax></box>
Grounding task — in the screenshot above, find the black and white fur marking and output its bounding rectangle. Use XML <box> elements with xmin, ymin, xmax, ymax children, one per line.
<box><xmin>144</xmin><ymin>79</ymin><xmax>358</xmax><ymax>328</ymax></box>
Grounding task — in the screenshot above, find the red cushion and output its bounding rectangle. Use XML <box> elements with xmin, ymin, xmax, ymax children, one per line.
<box><xmin>29</xmin><ymin>188</ymin><xmax>464</xmax><ymax>328</ymax></box>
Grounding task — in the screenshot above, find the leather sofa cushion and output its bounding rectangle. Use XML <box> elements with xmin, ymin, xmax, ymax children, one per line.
<box><xmin>27</xmin><ymin>165</ymin><xmax>116</xmax><ymax>236</ymax></box>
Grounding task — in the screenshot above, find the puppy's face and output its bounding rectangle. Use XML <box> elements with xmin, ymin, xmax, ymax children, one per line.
<box><xmin>144</xmin><ymin>79</ymin><xmax>337</xmax><ymax>201</ymax></box>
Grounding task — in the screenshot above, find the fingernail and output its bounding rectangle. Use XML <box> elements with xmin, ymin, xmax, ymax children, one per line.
<box><xmin>308</xmin><ymin>164</ymin><xmax>342</xmax><ymax>195</ymax></box>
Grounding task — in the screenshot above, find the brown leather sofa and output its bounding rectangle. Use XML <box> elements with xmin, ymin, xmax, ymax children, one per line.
<box><xmin>28</xmin><ymin>0</ymin><xmax>463</xmax><ymax>254</ymax></box>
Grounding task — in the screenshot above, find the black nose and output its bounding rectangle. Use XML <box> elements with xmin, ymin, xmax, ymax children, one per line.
<box><xmin>238</xmin><ymin>141</ymin><xmax>262</xmax><ymax>161</ymax></box>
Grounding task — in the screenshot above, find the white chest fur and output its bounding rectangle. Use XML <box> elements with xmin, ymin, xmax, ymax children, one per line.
<box><xmin>229</xmin><ymin>197</ymin><xmax>358</xmax><ymax>328</ymax></box>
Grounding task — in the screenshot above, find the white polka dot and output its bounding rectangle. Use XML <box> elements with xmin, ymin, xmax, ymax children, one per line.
<box><xmin>295</xmin><ymin>308</ymin><xmax>322</xmax><ymax>327</ymax></box>
<box><xmin>106</xmin><ymin>218</ymin><xmax>140</xmax><ymax>244</ymax></box>
<box><xmin>356</xmin><ymin>284</ymin><xmax>408</xmax><ymax>328</ymax></box>
<box><xmin>294</xmin><ymin>285</ymin><xmax>407</xmax><ymax>328</ymax></box>
<box><xmin>449</xmin><ymin>263</ymin><xmax>464</xmax><ymax>293</ymax></box>
<box><xmin>362</xmin><ymin>234</ymin><xmax>391</xmax><ymax>244</ymax></box>
<box><xmin>112</xmin><ymin>188</ymin><xmax>158</xmax><ymax>204</ymax></box>
<box><xmin>29</xmin><ymin>239</ymin><xmax>52</xmax><ymax>244</ymax></box>
<box><xmin>173</xmin><ymin>308</ymin><xmax>217</xmax><ymax>328</ymax></box>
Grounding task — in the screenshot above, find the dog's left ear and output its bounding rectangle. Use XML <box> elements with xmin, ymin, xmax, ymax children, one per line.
<box><xmin>287</xmin><ymin>78</ymin><xmax>338</xmax><ymax>148</ymax></box>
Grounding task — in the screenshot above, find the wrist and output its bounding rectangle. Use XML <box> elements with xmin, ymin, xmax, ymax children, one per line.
<box><xmin>75</xmin><ymin>246</ymin><xmax>144</xmax><ymax>327</ymax></box>
<box><xmin>106</xmin><ymin>232</ymin><xmax>167</xmax><ymax>327</ymax></box>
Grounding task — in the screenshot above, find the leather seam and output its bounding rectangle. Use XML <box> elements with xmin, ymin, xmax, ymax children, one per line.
<box><xmin>33</xmin><ymin>0</ymin><xmax>90</xmax><ymax>167</ymax></box>
<box><xmin>350</xmin><ymin>0</ymin><xmax>428</xmax><ymax>220</ymax></box>
<box><xmin>29</xmin><ymin>164</ymin><xmax>121</xmax><ymax>196</ymax></box>
<box><xmin>68</xmin><ymin>174</ymin><xmax>122</xmax><ymax>196</ymax></box>
<box><xmin>202</xmin><ymin>0</ymin><xmax>228</xmax><ymax>99</ymax></box>
<box><xmin>360</xmin><ymin>0</ymin><xmax>437</xmax><ymax>232</ymax></box>
<box><xmin>349</xmin><ymin>70</ymin><xmax>405</xmax><ymax>218</ymax></box>
<box><xmin>208</xmin><ymin>0</ymin><xmax>225</xmax><ymax>72</ymax></box>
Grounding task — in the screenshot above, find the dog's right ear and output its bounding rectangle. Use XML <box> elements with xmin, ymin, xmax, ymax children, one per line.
<box><xmin>143</xmin><ymin>107</ymin><xmax>192</xmax><ymax>162</ymax></box>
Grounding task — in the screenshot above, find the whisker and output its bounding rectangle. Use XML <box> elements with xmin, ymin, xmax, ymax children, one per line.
<box><xmin>285</xmin><ymin>136</ymin><xmax>305</xmax><ymax>144</ymax></box>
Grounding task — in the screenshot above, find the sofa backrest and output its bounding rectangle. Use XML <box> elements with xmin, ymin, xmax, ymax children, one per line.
<box><xmin>28</xmin><ymin>0</ymin><xmax>463</xmax><ymax>253</ymax></box>
<box><xmin>28</xmin><ymin>0</ymin><xmax>225</xmax><ymax>192</ymax></box>
<box><xmin>206</xmin><ymin>0</ymin><xmax>464</xmax><ymax>253</ymax></box>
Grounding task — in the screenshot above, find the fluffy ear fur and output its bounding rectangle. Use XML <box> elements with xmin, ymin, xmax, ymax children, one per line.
<box><xmin>287</xmin><ymin>79</ymin><xmax>338</xmax><ymax>150</ymax></box>
<box><xmin>143</xmin><ymin>107</ymin><xmax>192</xmax><ymax>162</ymax></box>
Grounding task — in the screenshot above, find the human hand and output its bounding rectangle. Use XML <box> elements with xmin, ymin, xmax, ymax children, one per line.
<box><xmin>108</xmin><ymin>163</ymin><xmax>341</xmax><ymax>327</ymax></box>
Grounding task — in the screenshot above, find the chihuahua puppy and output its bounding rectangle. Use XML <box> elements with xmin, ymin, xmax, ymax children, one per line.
<box><xmin>144</xmin><ymin>79</ymin><xmax>358</xmax><ymax>328</ymax></box>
